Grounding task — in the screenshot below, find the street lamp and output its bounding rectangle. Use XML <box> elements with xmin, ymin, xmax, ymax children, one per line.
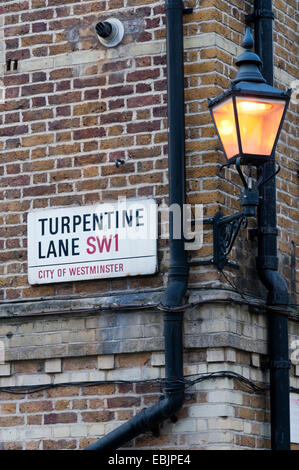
<box><xmin>192</xmin><ymin>28</ymin><xmax>291</xmax><ymax>271</ymax></box>
<box><xmin>208</xmin><ymin>28</ymin><xmax>290</xmax><ymax>166</ymax></box>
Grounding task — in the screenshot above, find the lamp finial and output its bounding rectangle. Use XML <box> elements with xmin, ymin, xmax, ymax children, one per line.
<box><xmin>242</xmin><ymin>27</ymin><xmax>254</xmax><ymax>50</ymax></box>
<box><xmin>232</xmin><ymin>27</ymin><xmax>266</xmax><ymax>84</ymax></box>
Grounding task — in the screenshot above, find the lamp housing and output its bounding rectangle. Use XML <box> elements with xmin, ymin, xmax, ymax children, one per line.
<box><xmin>208</xmin><ymin>28</ymin><xmax>291</xmax><ymax>166</ymax></box>
<box><xmin>208</xmin><ymin>83</ymin><xmax>290</xmax><ymax>166</ymax></box>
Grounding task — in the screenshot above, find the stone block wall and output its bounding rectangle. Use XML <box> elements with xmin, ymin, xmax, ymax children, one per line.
<box><xmin>0</xmin><ymin>0</ymin><xmax>297</xmax><ymax>450</ymax></box>
<box><xmin>0</xmin><ymin>295</ymin><xmax>298</xmax><ymax>449</ymax></box>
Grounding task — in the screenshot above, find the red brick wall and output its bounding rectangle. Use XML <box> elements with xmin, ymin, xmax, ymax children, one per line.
<box><xmin>0</xmin><ymin>0</ymin><xmax>298</xmax><ymax>451</ymax></box>
<box><xmin>0</xmin><ymin>0</ymin><xmax>297</xmax><ymax>302</ymax></box>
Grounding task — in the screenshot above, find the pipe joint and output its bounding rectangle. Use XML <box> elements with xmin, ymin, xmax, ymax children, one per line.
<box><xmin>256</xmin><ymin>255</ymin><xmax>278</xmax><ymax>271</ymax></box>
<box><xmin>162</xmin><ymin>279</ymin><xmax>188</xmax><ymax>308</ymax></box>
<box><xmin>257</xmin><ymin>268</ymin><xmax>289</xmax><ymax>306</ymax></box>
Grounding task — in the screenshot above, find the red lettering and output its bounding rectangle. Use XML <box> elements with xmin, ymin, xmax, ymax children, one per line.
<box><xmin>114</xmin><ymin>234</ymin><xmax>119</xmax><ymax>251</ymax></box>
<box><xmin>86</xmin><ymin>235</ymin><xmax>119</xmax><ymax>254</ymax></box>
<box><xmin>86</xmin><ymin>236</ymin><xmax>96</xmax><ymax>254</ymax></box>
<box><xmin>96</xmin><ymin>235</ymin><xmax>112</xmax><ymax>253</ymax></box>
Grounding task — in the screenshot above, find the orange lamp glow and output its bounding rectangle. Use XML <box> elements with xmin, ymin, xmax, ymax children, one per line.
<box><xmin>236</xmin><ymin>97</ymin><xmax>285</xmax><ymax>156</ymax></box>
<box><xmin>211</xmin><ymin>96</ymin><xmax>287</xmax><ymax>162</ymax></box>
<box><xmin>212</xmin><ymin>98</ymin><xmax>238</xmax><ymax>160</ymax></box>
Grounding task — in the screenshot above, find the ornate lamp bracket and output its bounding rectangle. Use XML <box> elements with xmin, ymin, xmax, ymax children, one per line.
<box><xmin>189</xmin><ymin>159</ymin><xmax>281</xmax><ymax>271</ymax></box>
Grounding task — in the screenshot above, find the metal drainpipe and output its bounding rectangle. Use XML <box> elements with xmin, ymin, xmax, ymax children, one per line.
<box><xmin>253</xmin><ymin>0</ymin><xmax>291</xmax><ymax>450</ymax></box>
<box><xmin>85</xmin><ymin>0</ymin><xmax>188</xmax><ymax>450</ymax></box>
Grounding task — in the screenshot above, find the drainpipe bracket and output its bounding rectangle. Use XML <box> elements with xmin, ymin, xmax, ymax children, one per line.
<box><xmin>261</xmin><ymin>359</ymin><xmax>291</xmax><ymax>370</ymax></box>
<box><xmin>150</xmin><ymin>424</ymin><xmax>161</xmax><ymax>438</ymax></box>
<box><xmin>258</xmin><ymin>226</ymin><xmax>279</xmax><ymax>236</ymax></box>
<box><xmin>256</xmin><ymin>256</ymin><xmax>278</xmax><ymax>271</ymax></box>
<box><xmin>246</xmin><ymin>10</ymin><xmax>275</xmax><ymax>24</ymax></box>
<box><xmin>267</xmin><ymin>291</ymin><xmax>289</xmax><ymax>307</ymax></box>
<box><xmin>183</xmin><ymin>8</ymin><xmax>193</xmax><ymax>14</ymax></box>
<box><xmin>270</xmin><ymin>360</ymin><xmax>291</xmax><ymax>370</ymax></box>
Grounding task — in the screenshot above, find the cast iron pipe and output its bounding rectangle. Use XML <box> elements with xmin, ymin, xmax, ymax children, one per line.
<box><xmin>85</xmin><ymin>312</ymin><xmax>185</xmax><ymax>451</ymax></box>
<box><xmin>85</xmin><ymin>0</ymin><xmax>188</xmax><ymax>450</ymax></box>
<box><xmin>254</xmin><ymin>0</ymin><xmax>291</xmax><ymax>450</ymax></box>
<box><xmin>161</xmin><ymin>0</ymin><xmax>189</xmax><ymax>310</ymax></box>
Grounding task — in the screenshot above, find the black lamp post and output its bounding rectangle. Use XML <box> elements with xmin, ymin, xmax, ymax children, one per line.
<box><xmin>192</xmin><ymin>27</ymin><xmax>291</xmax><ymax>272</ymax></box>
<box><xmin>201</xmin><ymin>23</ymin><xmax>292</xmax><ymax>450</ymax></box>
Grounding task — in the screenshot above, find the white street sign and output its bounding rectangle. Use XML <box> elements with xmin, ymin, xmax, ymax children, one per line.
<box><xmin>27</xmin><ymin>199</ymin><xmax>158</xmax><ymax>284</ymax></box>
<box><xmin>290</xmin><ymin>393</ymin><xmax>299</xmax><ymax>444</ymax></box>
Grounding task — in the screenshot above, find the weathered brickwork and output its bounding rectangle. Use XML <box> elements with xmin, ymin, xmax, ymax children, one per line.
<box><xmin>0</xmin><ymin>337</ymin><xmax>298</xmax><ymax>450</ymax></box>
<box><xmin>0</xmin><ymin>297</ymin><xmax>298</xmax><ymax>449</ymax></box>
<box><xmin>0</xmin><ymin>0</ymin><xmax>297</xmax><ymax>451</ymax></box>
<box><xmin>0</xmin><ymin>348</ymin><xmax>274</xmax><ymax>450</ymax></box>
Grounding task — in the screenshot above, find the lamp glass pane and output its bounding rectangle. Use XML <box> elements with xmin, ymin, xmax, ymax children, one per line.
<box><xmin>212</xmin><ymin>97</ymin><xmax>239</xmax><ymax>160</ymax></box>
<box><xmin>236</xmin><ymin>97</ymin><xmax>285</xmax><ymax>156</ymax></box>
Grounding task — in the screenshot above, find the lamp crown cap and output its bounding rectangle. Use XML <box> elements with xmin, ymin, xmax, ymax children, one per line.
<box><xmin>233</xmin><ymin>27</ymin><xmax>266</xmax><ymax>84</ymax></box>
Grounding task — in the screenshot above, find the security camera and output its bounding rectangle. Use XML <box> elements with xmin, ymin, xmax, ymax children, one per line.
<box><xmin>95</xmin><ymin>19</ymin><xmax>124</xmax><ymax>47</ymax></box>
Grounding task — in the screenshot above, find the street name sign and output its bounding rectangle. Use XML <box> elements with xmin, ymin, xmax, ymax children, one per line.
<box><xmin>27</xmin><ymin>199</ymin><xmax>157</xmax><ymax>284</ymax></box>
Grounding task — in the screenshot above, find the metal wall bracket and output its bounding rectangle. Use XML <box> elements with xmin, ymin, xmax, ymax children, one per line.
<box><xmin>188</xmin><ymin>159</ymin><xmax>279</xmax><ymax>272</ymax></box>
<box><xmin>183</xmin><ymin>7</ymin><xmax>193</xmax><ymax>14</ymax></box>
<box><xmin>211</xmin><ymin>211</ymin><xmax>247</xmax><ymax>270</ymax></box>
<box><xmin>189</xmin><ymin>210</ymin><xmax>249</xmax><ymax>271</ymax></box>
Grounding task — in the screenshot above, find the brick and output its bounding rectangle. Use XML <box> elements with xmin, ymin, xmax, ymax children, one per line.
<box><xmin>81</xmin><ymin>411</ymin><xmax>114</xmax><ymax>423</ymax></box>
<box><xmin>82</xmin><ymin>384</ymin><xmax>115</xmax><ymax>396</ymax></box>
<box><xmin>48</xmin><ymin>91</ymin><xmax>81</xmax><ymax>105</ymax></box>
<box><xmin>23</xmin><ymin>185</ymin><xmax>56</xmax><ymax>197</ymax></box>
<box><xmin>107</xmin><ymin>397</ymin><xmax>140</xmax><ymax>408</ymax></box>
<box><xmin>207</xmin><ymin>349</ymin><xmax>225</xmax><ymax>363</ymax></box>
<box><xmin>0</xmin><ymin>124</ymin><xmax>29</xmax><ymax>137</ymax></box>
<box><xmin>3</xmin><ymin>442</ymin><xmax>23</xmax><ymax>450</ymax></box>
<box><xmin>19</xmin><ymin>401</ymin><xmax>53</xmax><ymax>413</ymax></box>
<box><xmin>72</xmin><ymin>399</ymin><xmax>88</xmax><ymax>410</ymax></box>
<box><xmin>101</xmin><ymin>85</ymin><xmax>134</xmax><ymax>98</ymax></box>
<box><xmin>45</xmin><ymin>358</ymin><xmax>62</xmax><ymax>374</ymax></box>
<box><xmin>73</xmin><ymin>127</ymin><xmax>105</xmax><ymax>140</ymax></box>
<box><xmin>97</xmin><ymin>355</ymin><xmax>115</xmax><ymax>370</ymax></box>
<box><xmin>89</xmin><ymin>399</ymin><xmax>105</xmax><ymax>409</ymax></box>
<box><xmin>22</xmin><ymin>134</ymin><xmax>54</xmax><ymax>147</ymax></box>
<box><xmin>0</xmin><ymin>416</ymin><xmax>25</xmax><ymax>427</ymax></box>
<box><xmin>189</xmin><ymin>405</ymin><xmax>235</xmax><ymax>418</ymax></box>
<box><xmin>127</xmin><ymin>121</ymin><xmax>160</xmax><ymax>134</ymax></box>
<box><xmin>151</xmin><ymin>352</ymin><xmax>165</xmax><ymax>366</ymax></box>
<box><xmin>44</xmin><ymin>413</ymin><xmax>77</xmax><ymax>424</ymax></box>
<box><xmin>1</xmin><ymin>403</ymin><xmax>16</xmax><ymax>414</ymax></box>
<box><xmin>43</xmin><ymin>440</ymin><xmax>76</xmax><ymax>450</ymax></box>
<box><xmin>238</xmin><ymin>407</ymin><xmax>256</xmax><ymax>420</ymax></box>
<box><xmin>22</xmin><ymin>109</ymin><xmax>53</xmax><ymax>121</ymax></box>
<box><xmin>0</xmin><ymin>364</ymin><xmax>11</xmax><ymax>376</ymax></box>
<box><xmin>47</xmin><ymin>386</ymin><xmax>80</xmax><ymax>398</ymax></box>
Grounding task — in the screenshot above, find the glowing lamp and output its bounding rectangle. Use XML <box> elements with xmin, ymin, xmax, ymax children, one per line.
<box><xmin>208</xmin><ymin>28</ymin><xmax>291</xmax><ymax>165</ymax></box>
